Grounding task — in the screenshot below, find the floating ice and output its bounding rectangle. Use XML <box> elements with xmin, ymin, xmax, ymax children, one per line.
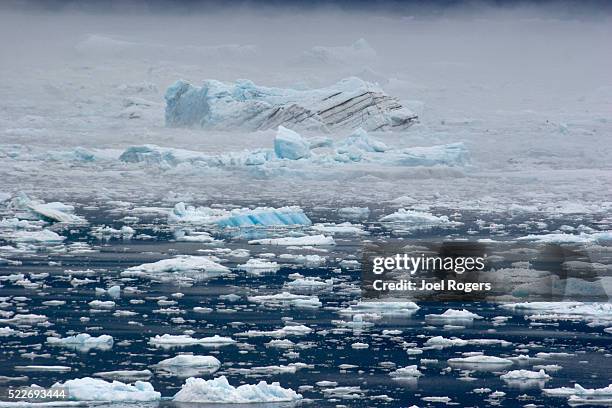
<box><xmin>88</xmin><ymin>300</ymin><xmax>115</xmax><ymax>310</ymax></box>
<box><xmin>156</xmin><ymin>355</ymin><xmax>221</xmax><ymax>369</ymax></box>
<box><xmin>517</xmin><ymin>231</ymin><xmax>611</xmax><ymax>244</ymax></box>
<box><xmin>379</xmin><ymin>209</ymin><xmax>461</xmax><ymax>230</ymax></box>
<box><xmin>149</xmin><ymin>334</ymin><xmax>236</xmax><ymax>348</ymax></box>
<box><xmin>425</xmin><ymin>309</ymin><xmax>483</xmax><ymax>324</ymax></box>
<box><xmin>7</xmin><ymin>229</ymin><xmax>65</xmax><ymax>243</ymax></box>
<box><xmin>248</xmin><ymin>234</ymin><xmax>335</xmax><ymax>246</ymax></box>
<box><xmin>122</xmin><ymin>255</ymin><xmax>230</xmax><ymax>279</ymax></box>
<box><xmin>448</xmin><ymin>355</ymin><xmax>513</xmax><ymax>369</ymax></box>
<box><xmin>93</xmin><ymin>370</ymin><xmax>153</xmax><ymax>381</ymax></box>
<box><xmin>501</xmin><ymin>302</ymin><xmax>612</xmax><ymax>326</ymax></box>
<box><xmin>248</xmin><ymin>292</ymin><xmax>322</xmax><ymax>309</ymax></box>
<box><xmin>339</xmin><ymin>300</ymin><xmax>420</xmax><ymax>317</ymax></box>
<box><xmin>500</xmin><ymin>369</ymin><xmax>550</xmax><ymax>381</ymax></box>
<box><xmin>237</xmin><ymin>259</ymin><xmax>281</xmax><ymax>274</ymax></box>
<box><xmin>47</xmin><ymin>333</ymin><xmax>114</xmax><ymax>351</ymax></box>
<box><xmin>390</xmin><ymin>365</ymin><xmax>422</xmax><ymax>378</ymax></box>
<box><xmin>544</xmin><ymin>383</ymin><xmax>612</xmax><ymax>398</ymax></box>
<box><xmin>424</xmin><ymin>336</ymin><xmax>469</xmax><ymax>348</ymax></box>
<box><xmin>338</xmin><ymin>206</ymin><xmax>370</xmax><ymax>220</ymax></box>
<box><xmin>165</xmin><ymin>77</ymin><xmax>416</xmax><ymax>132</ymax></box>
<box><xmin>173</xmin><ymin>376</ymin><xmax>302</xmax><ymax>403</ymax></box>
<box><xmin>27</xmin><ymin>202</ymin><xmax>86</xmax><ymax>225</ymax></box>
<box><xmin>284</xmin><ymin>277</ymin><xmax>333</xmax><ymax>294</ymax></box>
<box><xmin>51</xmin><ymin>377</ymin><xmax>160</xmax><ymax>402</ymax></box>
<box><xmin>170</xmin><ymin>203</ymin><xmax>312</xmax><ymax>228</ymax></box>
<box><xmin>274</xmin><ymin>126</ymin><xmax>311</xmax><ymax>160</ymax></box>
<box><xmin>311</xmin><ymin>222</ymin><xmax>366</xmax><ymax>235</ymax></box>
<box><xmin>0</xmin><ymin>327</ymin><xmax>17</xmax><ymax>336</ymax></box>
<box><xmin>237</xmin><ymin>323</ymin><xmax>313</xmax><ymax>338</ymax></box>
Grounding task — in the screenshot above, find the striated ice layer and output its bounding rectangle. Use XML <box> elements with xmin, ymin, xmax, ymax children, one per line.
<box><xmin>165</xmin><ymin>77</ymin><xmax>417</xmax><ymax>132</ymax></box>
<box><xmin>173</xmin><ymin>376</ymin><xmax>302</xmax><ymax>403</ymax></box>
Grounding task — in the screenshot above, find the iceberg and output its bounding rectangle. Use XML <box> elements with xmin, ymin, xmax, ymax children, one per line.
<box><xmin>51</xmin><ymin>377</ymin><xmax>160</xmax><ymax>402</ymax></box>
<box><xmin>173</xmin><ymin>376</ymin><xmax>302</xmax><ymax>403</ymax></box>
<box><xmin>149</xmin><ymin>334</ymin><xmax>236</xmax><ymax>348</ymax></box>
<box><xmin>448</xmin><ymin>355</ymin><xmax>513</xmax><ymax>370</ymax></box>
<box><xmin>122</xmin><ymin>255</ymin><xmax>230</xmax><ymax>279</ymax></box>
<box><xmin>156</xmin><ymin>355</ymin><xmax>221</xmax><ymax>368</ymax></box>
<box><xmin>170</xmin><ymin>203</ymin><xmax>312</xmax><ymax>228</ymax></box>
<box><xmin>165</xmin><ymin>77</ymin><xmax>417</xmax><ymax>132</ymax></box>
<box><xmin>237</xmin><ymin>259</ymin><xmax>281</xmax><ymax>274</ymax></box>
<box><xmin>247</xmin><ymin>292</ymin><xmax>322</xmax><ymax>309</ymax></box>
<box><xmin>47</xmin><ymin>333</ymin><xmax>114</xmax><ymax>351</ymax></box>
<box><xmin>7</xmin><ymin>229</ymin><xmax>65</xmax><ymax>243</ymax></box>
<box><xmin>237</xmin><ymin>323</ymin><xmax>313</xmax><ymax>338</ymax></box>
<box><xmin>425</xmin><ymin>309</ymin><xmax>484</xmax><ymax>323</ymax></box>
<box><xmin>27</xmin><ymin>202</ymin><xmax>86</xmax><ymax>225</ymax></box>
<box><xmin>274</xmin><ymin>126</ymin><xmax>311</xmax><ymax>160</ymax></box>
<box><xmin>390</xmin><ymin>365</ymin><xmax>422</xmax><ymax>378</ymax></box>
<box><xmin>154</xmin><ymin>355</ymin><xmax>221</xmax><ymax>377</ymax></box>
<box><xmin>500</xmin><ymin>369</ymin><xmax>550</xmax><ymax>381</ymax></box>
<box><xmin>379</xmin><ymin>209</ymin><xmax>461</xmax><ymax>229</ymax></box>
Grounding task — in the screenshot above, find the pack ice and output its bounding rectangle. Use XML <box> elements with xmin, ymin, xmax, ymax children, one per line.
<box><xmin>165</xmin><ymin>77</ymin><xmax>417</xmax><ymax>132</ymax></box>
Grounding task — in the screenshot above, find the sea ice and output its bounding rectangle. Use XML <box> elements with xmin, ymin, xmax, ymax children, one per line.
<box><xmin>173</xmin><ymin>376</ymin><xmax>302</xmax><ymax>403</ymax></box>
<box><xmin>122</xmin><ymin>255</ymin><xmax>229</xmax><ymax>279</ymax></box>
<box><xmin>156</xmin><ymin>355</ymin><xmax>221</xmax><ymax>369</ymax></box>
<box><xmin>149</xmin><ymin>334</ymin><xmax>236</xmax><ymax>348</ymax></box>
<box><xmin>51</xmin><ymin>377</ymin><xmax>160</xmax><ymax>402</ymax></box>
<box><xmin>500</xmin><ymin>369</ymin><xmax>550</xmax><ymax>381</ymax></box>
<box><xmin>425</xmin><ymin>309</ymin><xmax>483</xmax><ymax>323</ymax></box>
<box><xmin>390</xmin><ymin>365</ymin><xmax>422</xmax><ymax>378</ymax></box>
<box><xmin>47</xmin><ymin>333</ymin><xmax>114</xmax><ymax>351</ymax></box>
<box><xmin>248</xmin><ymin>234</ymin><xmax>335</xmax><ymax>246</ymax></box>
<box><xmin>248</xmin><ymin>292</ymin><xmax>322</xmax><ymax>309</ymax></box>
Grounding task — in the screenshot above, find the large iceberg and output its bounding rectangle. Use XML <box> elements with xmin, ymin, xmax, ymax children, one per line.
<box><xmin>173</xmin><ymin>376</ymin><xmax>302</xmax><ymax>403</ymax></box>
<box><xmin>51</xmin><ymin>377</ymin><xmax>160</xmax><ymax>402</ymax></box>
<box><xmin>165</xmin><ymin>77</ymin><xmax>417</xmax><ymax>132</ymax></box>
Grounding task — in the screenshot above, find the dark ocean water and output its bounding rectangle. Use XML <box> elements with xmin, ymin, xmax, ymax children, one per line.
<box><xmin>0</xmin><ymin>206</ymin><xmax>610</xmax><ymax>407</ymax></box>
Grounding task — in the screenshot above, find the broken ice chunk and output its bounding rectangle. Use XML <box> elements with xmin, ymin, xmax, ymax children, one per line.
<box><xmin>274</xmin><ymin>126</ymin><xmax>311</xmax><ymax>160</ymax></box>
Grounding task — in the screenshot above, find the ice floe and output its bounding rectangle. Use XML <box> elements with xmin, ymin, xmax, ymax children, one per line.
<box><xmin>172</xmin><ymin>376</ymin><xmax>302</xmax><ymax>403</ymax></box>
<box><xmin>122</xmin><ymin>255</ymin><xmax>230</xmax><ymax>280</ymax></box>
<box><xmin>248</xmin><ymin>292</ymin><xmax>322</xmax><ymax>309</ymax></box>
<box><xmin>51</xmin><ymin>377</ymin><xmax>160</xmax><ymax>402</ymax></box>
<box><xmin>47</xmin><ymin>333</ymin><xmax>114</xmax><ymax>351</ymax></box>
<box><xmin>149</xmin><ymin>334</ymin><xmax>236</xmax><ymax>348</ymax></box>
<box><xmin>248</xmin><ymin>234</ymin><xmax>335</xmax><ymax>246</ymax></box>
<box><xmin>390</xmin><ymin>365</ymin><xmax>422</xmax><ymax>378</ymax></box>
